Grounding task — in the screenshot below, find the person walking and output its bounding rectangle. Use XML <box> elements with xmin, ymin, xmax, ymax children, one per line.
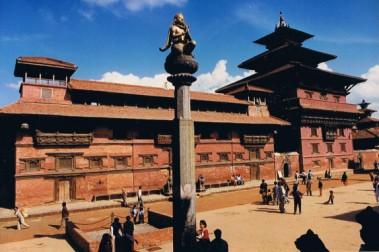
<box><xmin>325</xmin><ymin>190</ymin><xmax>334</xmax><ymax>204</ymax></box>
<box><xmin>121</xmin><ymin>187</ymin><xmax>128</xmax><ymax>207</ymax></box>
<box><xmin>208</xmin><ymin>229</ymin><xmax>228</xmax><ymax>252</ymax></box>
<box><xmin>137</xmin><ymin>186</ymin><xmax>143</xmax><ymax>206</ymax></box>
<box><xmin>292</xmin><ymin>185</ymin><xmax>303</xmax><ymax>214</ymax></box>
<box><xmin>306</xmin><ymin>179</ymin><xmax>312</xmax><ymax>196</ymax></box>
<box><xmin>123</xmin><ymin>216</ymin><xmax>136</xmax><ymax>252</ymax></box>
<box><xmin>259</xmin><ymin>179</ymin><xmax>268</xmax><ymax>203</ymax></box>
<box><xmin>278</xmin><ymin>181</ymin><xmax>286</xmax><ymax>213</ymax></box>
<box><xmin>59</xmin><ymin>201</ymin><xmax>69</xmax><ymax>229</ymax></box>
<box><xmin>14</xmin><ymin>207</ymin><xmax>30</xmax><ymax>230</ymax></box>
<box><xmin>130</xmin><ymin>205</ymin><xmax>138</xmax><ymax>223</ymax></box>
<box><xmin>273</xmin><ymin>181</ymin><xmax>279</xmax><ymax>205</ymax></box>
<box><xmin>341</xmin><ymin>172</ymin><xmax>348</xmax><ymax>185</ymax></box>
<box><xmin>318</xmin><ymin>178</ymin><xmax>323</xmax><ymax>197</ymax></box>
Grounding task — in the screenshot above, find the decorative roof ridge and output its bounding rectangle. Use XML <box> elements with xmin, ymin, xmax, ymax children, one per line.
<box><xmin>17</xmin><ymin>56</ymin><xmax>77</xmax><ymax>69</ymax></box>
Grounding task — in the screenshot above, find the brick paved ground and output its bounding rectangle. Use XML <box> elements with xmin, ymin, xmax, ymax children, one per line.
<box><xmin>0</xmin><ymin>173</ymin><xmax>373</xmax><ymax>251</ymax></box>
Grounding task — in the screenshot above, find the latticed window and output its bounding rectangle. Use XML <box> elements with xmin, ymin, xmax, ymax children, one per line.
<box><xmin>218</xmin><ymin>152</ymin><xmax>229</xmax><ymax>162</ymax></box>
<box><xmin>140</xmin><ymin>155</ymin><xmax>155</xmax><ymax>166</ymax></box>
<box><xmin>114</xmin><ymin>157</ymin><xmax>128</xmax><ymax>169</ymax></box>
<box><xmin>57</xmin><ymin>157</ymin><xmax>74</xmax><ymax>170</ymax></box>
<box><xmin>89</xmin><ymin>157</ymin><xmax>103</xmax><ymax>168</ymax></box>
<box><xmin>311</xmin><ymin>143</ymin><xmax>319</xmax><ymax>154</ymax></box>
<box><xmin>235</xmin><ymin>152</ymin><xmax>244</xmax><ymax>161</ymax></box>
<box><xmin>327</xmin><ymin>143</ymin><xmax>333</xmax><ymax>153</ymax></box>
<box><xmin>199</xmin><ymin>153</ymin><xmax>210</xmax><ymax>163</ymax></box>
<box><xmin>311</xmin><ymin>128</ymin><xmax>318</xmax><ymax>137</ymax></box>
<box><xmin>23</xmin><ymin>159</ymin><xmax>42</xmax><ymax>171</ymax></box>
<box><xmin>340</xmin><ymin>143</ymin><xmax>347</xmax><ymax>152</ymax></box>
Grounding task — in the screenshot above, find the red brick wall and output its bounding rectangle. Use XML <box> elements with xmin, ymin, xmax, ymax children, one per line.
<box><xmin>354</xmin><ymin>149</ymin><xmax>379</xmax><ymax>169</ymax></box>
<box><xmin>16</xmin><ymin>178</ymin><xmax>55</xmax><ymax>207</ymax></box>
<box><xmin>21</xmin><ymin>83</ymin><xmax>71</xmax><ymax>104</ymax></box>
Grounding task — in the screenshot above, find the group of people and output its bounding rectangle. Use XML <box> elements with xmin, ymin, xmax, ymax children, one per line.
<box><xmin>196</xmin><ymin>219</ymin><xmax>228</xmax><ymax>252</ymax></box>
<box><xmin>101</xmin><ymin>216</ymin><xmax>138</xmax><ymax>252</ymax></box>
<box><xmin>230</xmin><ymin>174</ymin><xmax>244</xmax><ymax>186</ymax></box>
<box><xmin>122</xmin><ymin>186</ymin><xmax>144</xmax><ymax>208</ymax></box>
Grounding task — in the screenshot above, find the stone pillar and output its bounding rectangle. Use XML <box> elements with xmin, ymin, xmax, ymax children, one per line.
<box><xmin>168</xmin><ymin>73</ymin><xmax>197</xmax><ymax>252</ymax></box>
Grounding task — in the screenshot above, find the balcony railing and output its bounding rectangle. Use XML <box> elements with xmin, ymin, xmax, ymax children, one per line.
<box><xmin>24</xmin><ymin>77</ymin><xmax>67</xmax><ymax>87</ymax></box>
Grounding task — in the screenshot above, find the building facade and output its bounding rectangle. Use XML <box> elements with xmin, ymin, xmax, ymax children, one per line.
<box><xmin>0</xmin><ymin>57</ymin><xmax>290</xmax><ymax>207</ymax></box>
<box><xmin>216</xmin><ymin>16</ymin><xmax>365</xmax><ymax>172</ymax></box>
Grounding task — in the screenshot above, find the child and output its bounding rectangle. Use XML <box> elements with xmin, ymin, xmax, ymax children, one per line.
<box><xmin>318</xmin><ymin>178</ymin><xmax>323</xmax><ymax>197</ymax></box>
<box><xmin>325</xmin><ymin>190</ymin><xmax>334</xmax><ymax>204</ymax></box>
<box><xmin>138</xmin><ymin>206</ymin><xmax>144</xmax><ymax>224</ymax></box>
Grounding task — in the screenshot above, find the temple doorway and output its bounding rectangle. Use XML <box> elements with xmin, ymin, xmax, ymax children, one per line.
<box><xmin>283</xmin><ymin>163</ymin><xmax>290</xmax><ymax>177</ymax></box>
<box><xmin>57</xmin><ymin>179</ymin><xmax>71</xmax><ymax>202</ymax></box>
<box><xmin>250</xmin><ymin>163</ymin><xmax>260</xmax><ymax>180</ymax></box>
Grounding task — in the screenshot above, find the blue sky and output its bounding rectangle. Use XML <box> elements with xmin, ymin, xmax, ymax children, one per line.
<box><xmin>1</xmin><ymin>0</ymin><xmax>379</xmax><ymax>109</ymax></box>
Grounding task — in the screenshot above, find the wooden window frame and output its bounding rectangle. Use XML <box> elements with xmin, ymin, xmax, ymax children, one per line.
<box><xmin>311</xmin><ymin>143</ymin><xmax>319</xmax><ymax>154</ymax></box>
<box><xmin>56</xmin><ymin>156</ymin><xmax>75</xmax><ymax>170</ymax></box>
<box><xmin>340</xmin><ymin>143</ymin><xmax>347</xmax><ymax>152</ymax></box>
<box><xmin>218</xmin><ymin>152</ymin><xmax>230</xmax><ymax>162</ymax></box>
<box><xmin>139</xmin><ymin>154</ymin><xmax>157</xmax><ymax>166</ymax></box>
<box><xmin>326</xmin><ymin>143</ymin><xmax>333</xmax><ymax>153</ymax></box>
<box><xmin>41</xmin><ymin>87</ymin><xmax>53</xmax><ymax>99</ymax></box>
<box><xmin>88</xmin><ymin>157</ymin><xmax>103</xmax><ymax>169</ymax></box>
<box><xmin>305</xmin><ymin>91</ymin><xmax>313</xmax><ymax>99</ymax></box>
<box><xmin>235</xmin><ymin>152</ymin><xmax>244</xmax><ymax>161</ymax></box>
<box><xmin>113</xmin><ymin>156</ymin><xmax>130</xmax><ymax>169</ymax></box>
<box><xmin>338</xmin><ymin>128</ymin><xmax>345</xmax><ymax>137</ymax></box>
<box><xmin>334</xmin><ymin>96</ymin><xmax>340</xmax><ymax>103</ymax></box>
<box><xmin>311</xmin><ymin>127</ymin><xmax>318</xmax><ymax>137</ymax></box>
<box><xmin>198</xmin><ymin>153</ymin><xmax>211</xmax><ymax>163</ymax></box>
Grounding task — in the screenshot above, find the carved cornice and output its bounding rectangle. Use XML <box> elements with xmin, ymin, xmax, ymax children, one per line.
<box><xmin>243</xmin><ymin>135</ymin><xmax>269</xmax><ymax>145</ymax></box>
<box><xmin>35</xmin><ymin>130</ymin><xmax>93</xmax><ymax>146</ymax></box>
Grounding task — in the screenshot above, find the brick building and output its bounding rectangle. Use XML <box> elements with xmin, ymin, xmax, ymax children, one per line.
<box><xmin>216</xmin><ymin>16</ymin><xmax>365</xmax><ymax>172</ymax></box>
<box><xmin>0</xmin><ymin>56</ymin><xmax>289</xmax><ymax>207</ymax></box>
<box><xmin>352</xmin><ymin>100</ymin><xmax>379</xmax><ymax>169</ymax></box>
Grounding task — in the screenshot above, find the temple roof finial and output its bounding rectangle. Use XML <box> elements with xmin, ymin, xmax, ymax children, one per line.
<box><xmin>276</xmin><ymin>11</ymin><xmax>289</xmax><ymax>30</ymax></box>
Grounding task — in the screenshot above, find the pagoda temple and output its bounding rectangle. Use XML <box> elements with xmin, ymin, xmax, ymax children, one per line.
<box><xmin>216</xmin><ymin>14</ymin><xmax>366</xmax><ymax>172</ymax></box>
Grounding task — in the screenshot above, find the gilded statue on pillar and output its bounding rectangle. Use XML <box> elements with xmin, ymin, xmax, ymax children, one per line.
<box><xmin>160</xmin><ymin>13</ymin><xmax>198</xmax><ymax>76</ymax></box>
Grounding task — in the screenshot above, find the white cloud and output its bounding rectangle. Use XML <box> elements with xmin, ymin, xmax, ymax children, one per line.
<box><xmin>123</xmin><ymin>0</ymin><xmax>187</xmax><ymax>11</ymax></box>
<box><xmin>100</xmin><ymin>71</ymin><xmax>172</xmax><ymax>88</ymax></box>
<box><xmin>82</xmin><ymin>0</ymin><xmax>187</xmax><ymax>12</ymax></box>
<box><xmin>193</xmin><ymin>60</ymin><xmax>254</xmax><ymax>92</ymax></box>
<box><xmin>317</xmin><ymin>62</ymin><xmax>333</xmax><ymax>72</ymax></box>
<box><xmin>99</xmin><ymin>59</ymin><xmax>254</xmax><ymax>92</ymax></box>
<box><xmin>348</xmin><ymin>65</ymin><xmax>379</xmax><ymax>116</ymax></box>
<box><xmin>5</xmin><ymin>82</ymin><xmax>21</xmax><ymax>89</ymax></box>
<box><xmin>82</xmin><ymin>0</ymin><xmax>119</xmax><ymax>7</ymax></box>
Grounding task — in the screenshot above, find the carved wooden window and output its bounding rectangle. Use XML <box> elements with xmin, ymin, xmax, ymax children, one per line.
<box><xmin>57</xmin><ymin>156</ymin><xmax>74</xmax><ymax>170</ymax></box>
<box><xmin>340</xmin><ymin>143</ymin><xmax>347</xmax><ymax>152</ymax></box>
<box><xmin>338</xmin><ymin>128</ymin><xmax>345</xmax><ymax>137</ymax></box>
<box><xmin>199</xmin><ymin>153</ymin><xmax>210</xmax><ymax>163</ymax></box>
<box><xmin>311</xmin><ymin>127</ymin><xmax>318</xmax><ymax>137</ymax></box>
<box><xmin>249</xmin><ymin>148</ymin><xmax>261</xmax><ymax>160</ymax></box>
<box><xmin>312</xmin><ymin>160</ymin><xmax>321</xmax><ymax>167</ymax></box>
<box><xmin>235</xmin><ymin>152</ymin><xmax>244</xmax><ymax>161</ymax></box>
<box><xmin>305</xmin><ymin>91</ymin><xmax>313</xmax><ymax>99</ymax></box>
<box><xmin>89</xmin><ymin>157</ymin><xmax>103</xmax><ymax>169</ymax></box>
<box><xmin>114</xmin><ymin>156</ymin><xmax>129</xmax><ymax>169</ymax></box>
<box><xmin>140</xmin><ymin>155</ymin><xmax>155</xmax><ymax>166</ymax></box>
<box><xmin>311</xmin><ymin>143</ymin><xmax>319</xmax><ymax>154</ymax></box>
<box><xmin>218</xmin><ymin>152</ymin><xmax>229</xmax><ymax>162</ymax></box>
<box><xmin>41</xmin><ymin>88</ymin><xmax>52</xmax><ymax>99</ymax></box>
<box><xmin>327</xmin><ymin>143</ymin><xmax>333</xmax><ymax>153</ymax></box>
<box><xmin>23</xmin><ymin>158</ymin><xmax>43</xmax><ymax>172</ymax></box>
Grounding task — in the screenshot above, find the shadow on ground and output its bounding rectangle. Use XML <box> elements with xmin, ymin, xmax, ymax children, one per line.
<box><xmin>325</xmin><ymin>205</ymin><xmax>379</xmax><ymax>223</ymax></box>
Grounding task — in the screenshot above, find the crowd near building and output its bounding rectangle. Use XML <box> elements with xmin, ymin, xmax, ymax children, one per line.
<box><xmin>0</xmin><ymin>17</ymin><xmax>375</xmax><ymax>208</ymax></box>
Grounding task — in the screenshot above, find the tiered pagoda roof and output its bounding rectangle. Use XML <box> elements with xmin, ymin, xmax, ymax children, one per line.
<box><xmin>216</xmin><ymin>15</ymin><xmax>365</xmax><ymax>95</ymax></box>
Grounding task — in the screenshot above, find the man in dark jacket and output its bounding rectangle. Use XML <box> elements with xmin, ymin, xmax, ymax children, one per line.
<box><xmin>208</xmin><ymin>229</ymin><xmax>228</xmax><ymax>252</ymax></box>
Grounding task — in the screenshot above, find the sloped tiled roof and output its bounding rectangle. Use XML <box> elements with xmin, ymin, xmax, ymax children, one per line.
<box><xmin>69</xmin><ymin>79</ymin><xmax>249</xmax><ymax>105</ymax></box>
<box><xmin>0</xmin><ymin>101</ymin><xmax>289</xmax><ymax>126</ymax></box>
